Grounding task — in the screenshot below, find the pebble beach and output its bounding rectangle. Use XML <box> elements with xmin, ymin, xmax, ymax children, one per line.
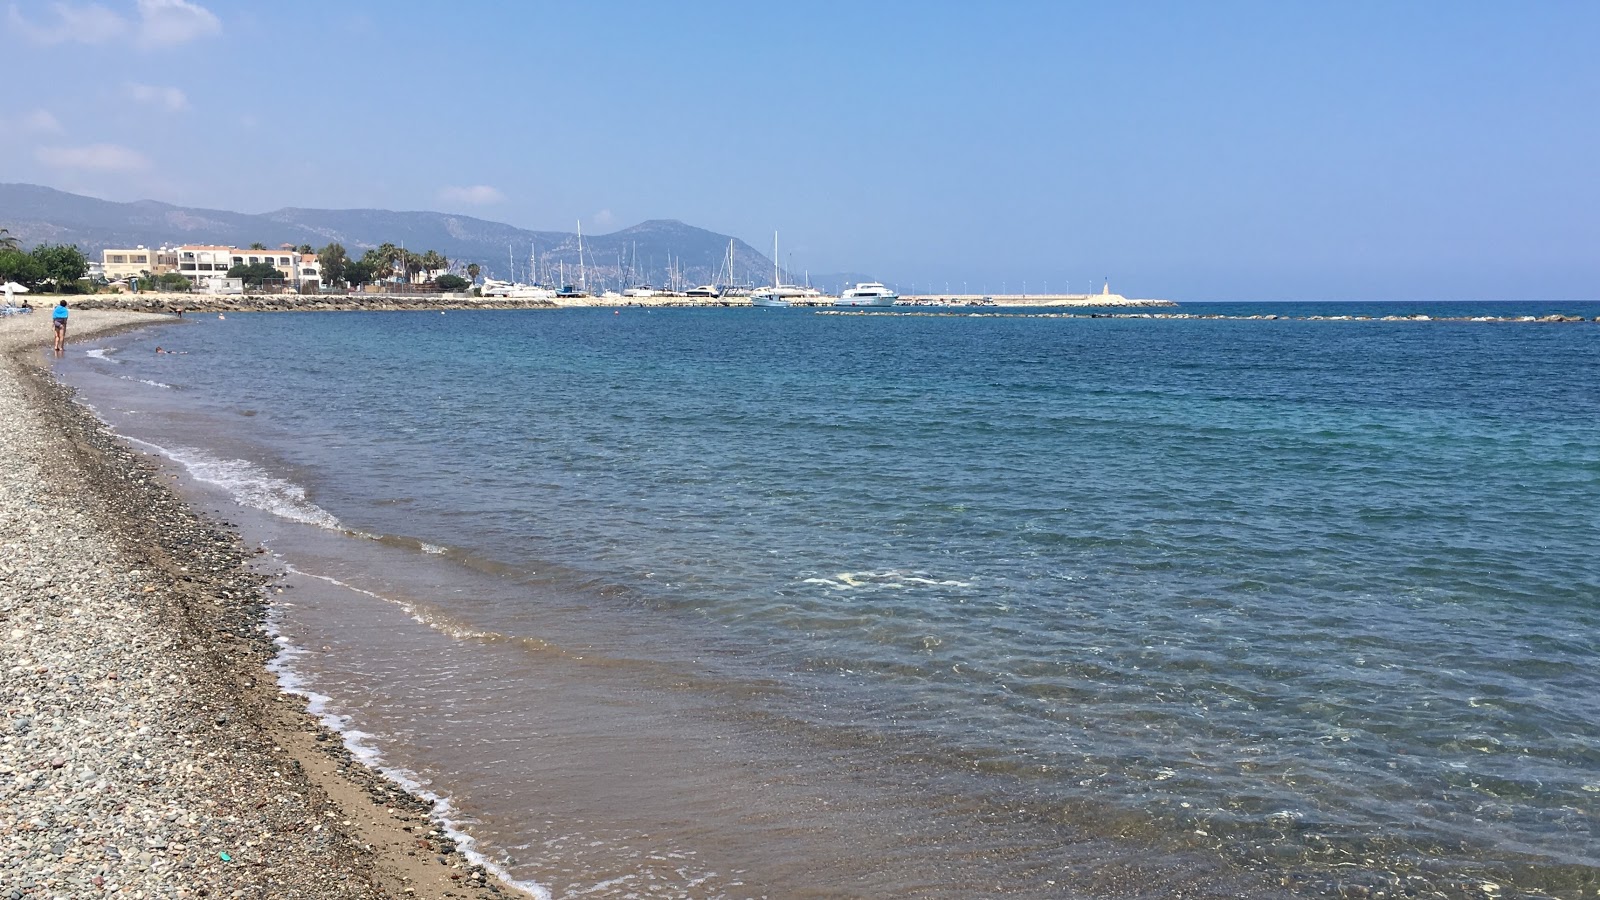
<box><xmin>1</xmin><ymin>310</ymin><xmax>512</xmax><ymax>900</ymax></box>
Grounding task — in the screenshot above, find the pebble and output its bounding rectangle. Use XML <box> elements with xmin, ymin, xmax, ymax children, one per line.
<box><xmin>0</xmin><ymin>312</ymin><xmax>399</xmax><ymax>899</ymax></box>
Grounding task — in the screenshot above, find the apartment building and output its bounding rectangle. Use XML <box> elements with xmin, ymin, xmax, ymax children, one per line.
<box><xmin>174</xmin><ymin>245</ymin><xmax>235</xmax><ymax>282</ymax></box>
<box><xmin>101</xmin><ymin>247</ymin><xmax>156</xmax><ymax>281</ymax></box>
<box><xmin>223</xmin><ymin>248</ymin><xmax>321</xmax><ymax>290</ymax></box>
<box><xmin>165</xmin><ymin>245</ymin><xmax>319</xmax><ymax>290</ymax></box>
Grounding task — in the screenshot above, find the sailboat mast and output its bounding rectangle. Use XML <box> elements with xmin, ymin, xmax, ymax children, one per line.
<box><xmin>577</xmin><ymin>220</ymin><xmax>586</xmax><ymax>292</ymax></box>
<box><xmin>773</xmin><ymin>230</ymin><xmax>779</xmax><ymax>288</ymax></box>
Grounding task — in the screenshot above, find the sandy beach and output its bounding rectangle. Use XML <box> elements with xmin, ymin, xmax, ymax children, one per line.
<box><xmin>0</xmin><ymin>309</ymin><xmax>513</xmax><ymax>900</ymax></box>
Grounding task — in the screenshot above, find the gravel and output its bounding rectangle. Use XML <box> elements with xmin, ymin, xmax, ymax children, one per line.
<box><xmin>1</xmin><ymin>311</ymin><xmax>512</xmax><ymax>899</ymax></box>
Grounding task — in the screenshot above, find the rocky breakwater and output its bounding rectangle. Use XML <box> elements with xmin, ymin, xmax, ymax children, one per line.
<box><xmin>823</xmin><ymin>310</ymin><xmax>1599</xmax><ymax>324</ymax></box>
<box><xmin>1</xmin><ymin>311</ymin><xmax>520</xmax><ymax>900</ymax></box>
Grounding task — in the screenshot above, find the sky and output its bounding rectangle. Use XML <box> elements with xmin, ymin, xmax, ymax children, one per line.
<box><xmin>3</xmin><ymin>0</ymin><xmax>1598</xmax><ymax>300</ymax></box>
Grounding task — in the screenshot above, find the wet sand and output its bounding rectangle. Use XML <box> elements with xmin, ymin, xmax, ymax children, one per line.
<box><xmin>0</xmin><ymin>309</ymin><xmax>519</xmax><ymax>899</ymax></box>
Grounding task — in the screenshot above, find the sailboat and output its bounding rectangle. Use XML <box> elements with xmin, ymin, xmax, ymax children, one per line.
<box><xmin>555</xmin><ymin>220</ymin><xmax>590</xmax><ymax>298</ymax></box>
<box><xmin>750</xmin><ymin>231</ymin><xmax>821</xmax><ymax>307</ymax></box>
<box><xmin>481</xmin><ymin>243</ymin><xmax>554</xmax><ymax>299</ymax></box>
<box><xmin>687</xmin><ymin>239</ymin><xmax>736</xmax><ymax>298</ymax></box>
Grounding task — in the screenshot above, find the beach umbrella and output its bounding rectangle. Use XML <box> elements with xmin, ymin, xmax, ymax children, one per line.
<box><xmin>3</xmin><ymin>281</ymin><xmax>29</xmax><ymax>305</ymax></box>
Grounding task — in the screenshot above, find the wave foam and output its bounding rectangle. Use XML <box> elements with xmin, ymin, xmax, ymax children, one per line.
<box><xmin>122</xmin><ymin>435</ymin><xmax>341</xmax><ymax>529</ymax></box>
<box><xmin>803</xmin><ymin>570</ymin><xmax>973</xmax><ymax>591</ymax></box>
<box><xmin>118</xmin><ymin>375</ymin><xmax>173</xmax><ymax>389</ymax></box>
<box><xmin>264</xmin><ymin>595</ymin><xmax>551</xmax><ymax>899</ymax></box>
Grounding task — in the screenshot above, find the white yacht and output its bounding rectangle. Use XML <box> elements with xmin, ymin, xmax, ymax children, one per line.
<box><xmin>480</xmin><ymin>278</ymin><xmax>555</xmax><ymax>300</ymax></box>
<box><xmin>749</xmin><ymin>290</ymin><xmax>791</xmax><ymax>307</ymax></box>
<box><xmin>749</xmin><ymin>230</ymin><xmax>824</xmax><ymax>307</ymax></box>
<box><xmin>685</xmin><ymin>284</ymin><xmax>721</xmax><ymax>298</ymax></box>
<box><xmin>836</xmin><ymin>282</ymin><xmax>899</xmax><ymax>307</ymax></box>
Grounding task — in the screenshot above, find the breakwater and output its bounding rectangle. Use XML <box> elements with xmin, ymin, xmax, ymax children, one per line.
<box><xmin>822</xmin><ymin>309</ymin><xmax>1597</xmax><ymax>323</ymax></box>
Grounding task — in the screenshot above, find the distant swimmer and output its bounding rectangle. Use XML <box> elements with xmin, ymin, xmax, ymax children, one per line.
<box><xmin>51</xmin><ymin>300</ymin><xmax>68</xmax><ymax>353</ymax></box>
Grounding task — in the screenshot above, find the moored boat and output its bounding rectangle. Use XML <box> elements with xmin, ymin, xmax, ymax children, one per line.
<box><xmin>748</xmin><ymin>231</ymin><xmax>821</xmax><ymax>306</ymax></box>
<box><xmin>481</xmin><ymin>279</ymin><xmax>555</xmax><ymax>300</ymax></box>
<box><xmin>749</xmin><ymin>291</ymin><xmax>791</xmax><ymax>307</ymax></box>
<box><xmin>836</xmin><ymin>282</ymin><xmax>899</xmax><ymax>307</ymax></box>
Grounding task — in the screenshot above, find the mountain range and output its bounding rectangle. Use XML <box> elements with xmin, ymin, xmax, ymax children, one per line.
<box><xmin>0</xmin><ymin>183</ymin><xmax>848</xmax><ymax>290</ymax></box>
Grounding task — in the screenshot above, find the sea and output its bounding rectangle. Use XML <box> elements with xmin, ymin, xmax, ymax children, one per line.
<box><xmin>58</xmin><ymin>301</ymin><xmax>1600</xmax><ymax>899</ymax></box>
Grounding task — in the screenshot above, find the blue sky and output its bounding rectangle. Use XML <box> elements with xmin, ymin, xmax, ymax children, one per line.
<box><xmin>4</xmin><ymin>1</ymin><xmax>1597</xmax><ymax>300</ymax></box>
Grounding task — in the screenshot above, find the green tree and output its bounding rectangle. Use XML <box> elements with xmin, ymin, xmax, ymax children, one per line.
<box><xmin>434</xmin><ymin>273</ymin><xmax>469</xmax><ymax>291</ymax></box>
<box><xmin>248</xmin><ymin>242</ymin><xmax>267</xmax><ymax>250</ymax></box>
<box><xmin>366</xmin><ymin>243</ymin><xmax>400</xmax><ymax>282</ymax></box>
<box><xmin>226</xmin><ymin>261</ymin><xmax>281</xmax><ymax>288</ymax></box>
<box><xmin>466</xmin><ymin>262</ymin><xmax>481</xmax><ymax>283</ymax></box>
<box><xmin>317</xmin><ymin>242</ymin><xmax>350</xmax><ymax>286</ymax></box>
<box><xmin>344</xmin><ymin>258</ymin><xmax>376</xmax><ymax>287</ymax></box>
<box><xmin>296</xmin><ymin>244</ymin><xmax>314</xmax><ymax>255</ymax></box>
<box><xmin>420</xmin><ymin>250</ymin><xmax>447</xmax><ymax>280</ymax></box>
<box><xmin>0</xmin><ymin>249</ymin><xmax>47</xmax><ymax>287</ymax></box>
<box><xmin>393</xmin><ymin>249</ymin><xmax>421</xmax><ymax>284</ymax></box>
<box><xmin>0</xmin><ymin>228</ymin><xmax>18</xmax><ymax>251</ymax></box>
<box><xmin>31</xmin><ymin>244</ymin><xmax>89</xmax><ymax>290</ymax></box>
<box><xmin>360</xmin><ymin>246</ymin><xmax>390</xmax><ymax>282</ymax></box>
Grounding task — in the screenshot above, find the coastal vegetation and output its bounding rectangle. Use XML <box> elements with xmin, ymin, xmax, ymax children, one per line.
<box><xmin>314</xmin><ymin>241</ymin><xmax>454</xmax><ymax>289</ymax></box>
<box><xmin>0</xmin><ymin>232</ymin><xmax>463</xmax><ymax>295</ymax></box>
<box><xmin>226</xmin><ymin>261</ymin><xmax>284</xmax><ymax>288</ymax></box>
<box><xmin>0</xmin><ymin>243</ymin><xmax>89</xmax><ymax>292</ymax></box>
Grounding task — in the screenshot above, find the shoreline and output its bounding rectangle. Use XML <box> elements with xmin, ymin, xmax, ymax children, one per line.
<box><xmin>1</xmin><ymin>310</ymin><xmax>518</xmax><ymax>899</ymax></box>
<box><xmin>62</xmin><ymin>290</ymin><xmax>1176</xmax><ymax>312</ymax></box>
<box><xmin>45</xmin><ymin>292</ymin><xmax>1600</xmax><ymax>319</ymax></box>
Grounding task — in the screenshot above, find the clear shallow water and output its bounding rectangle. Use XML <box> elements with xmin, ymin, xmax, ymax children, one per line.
<box><xmin>62</xmin><ymin>303</ymin><xmax>1600</xmax><ymax>898</ymax></box>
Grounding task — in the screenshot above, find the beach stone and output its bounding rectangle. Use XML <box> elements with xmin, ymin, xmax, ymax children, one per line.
<box><xmin>1</xmin><ymin>310</ymin><xmax>454</xmax><ymax>900</ymax></box>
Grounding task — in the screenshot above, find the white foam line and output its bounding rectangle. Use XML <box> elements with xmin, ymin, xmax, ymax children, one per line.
<box><xmin>804</xmin><ymin>571</ymin><xmax>974</xmax><ymax>590</ymax></box>
<box><xmin>117</xmin><ymin>375</ymin><xmax>173</xmax><ymax>389</ymax></box>
<box><xmin>119</xmin><ymin>434</ymin><xmax>342</xmax><ymax>530</ymax></box>
<box><xmin>280</xmin><ymin>564</ymin><xmax>495</xmax><ymax>642</ymax></box>
<box><xmin>264</xmin><ymin>589</ymin><xmax>551</xmax><ymax>900</ymax></box>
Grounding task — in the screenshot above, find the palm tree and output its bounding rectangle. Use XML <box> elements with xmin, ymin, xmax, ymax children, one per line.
<box><xmin>466</xmin><ymin>262</ymin><xmax>481</xmax><ymax>284</ymax></box>
<box><xmin>367</xmin><ymin>243</ymin><xmax>400</xmax><ymax>282</ymax></box>
<box><xmin>421</xmin><ymin>250</ymin><xmax>447</xmax><ymax>280</ymax></box>
<box><xmin>248</xmin><ymin>242</ymin><xmax>267</xmax><ymax>250</ymax></box>
<box><xmin>0</xmin><ymin>228</ymin><xmax>18</xmax><ymax>251</ymax></box>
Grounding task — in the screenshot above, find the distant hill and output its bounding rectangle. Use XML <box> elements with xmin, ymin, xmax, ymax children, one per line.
<box><xmin>0</xmin><ymin>183</ymin><xmax>781</xmax><ymax>289</ymax></box>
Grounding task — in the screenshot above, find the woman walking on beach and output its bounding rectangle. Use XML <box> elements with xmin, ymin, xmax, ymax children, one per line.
<box><xmin>51</xmin><ymin>300</ymin><xmax>69</xmax><ymax>353</ymax></box>
<box><xmin>51</xmin><ymin>300</ymin><xmax>68</xmax><ymax>353</ymax></box>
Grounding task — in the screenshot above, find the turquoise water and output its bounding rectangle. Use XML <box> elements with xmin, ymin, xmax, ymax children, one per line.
<box><xmin>66</xmin><ymin>304</ymin><xmax>1600</xmax><ymax>898</ymax></box>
